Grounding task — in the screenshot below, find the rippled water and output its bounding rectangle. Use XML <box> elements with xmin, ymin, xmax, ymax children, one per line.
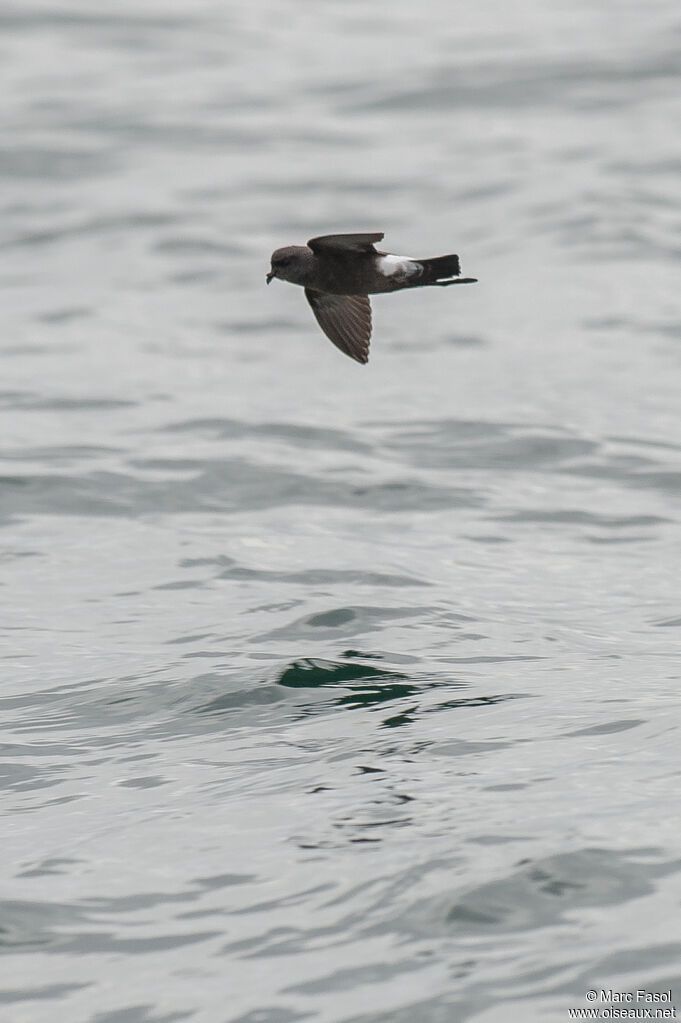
<box><xmin>3</xmin><ymin>1</ymin><xmax>681</xmax><ymax>1020</ymax></box>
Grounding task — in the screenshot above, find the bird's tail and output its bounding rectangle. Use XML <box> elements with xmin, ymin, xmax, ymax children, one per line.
<box><xmin>415</xmin><ymin>253</ymin><xmax>478</xmax><ymax>287</ymax></box>
<box><xmin>419</xmin><ymin>254</ymin><xmax>461</xmax><ymax>281</ymax></box>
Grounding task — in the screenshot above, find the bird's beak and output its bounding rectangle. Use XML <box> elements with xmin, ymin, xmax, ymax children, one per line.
<box><xmin>266</xmin><ymin>271</ymin><xmax>274</xmax><ymax>284</ymax></box>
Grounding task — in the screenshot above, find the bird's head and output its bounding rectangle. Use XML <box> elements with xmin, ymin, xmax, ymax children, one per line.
<box><xmin>266</xmin><ymin>245</ymin><xmax>312</xmax><ymax>286</ymax></box>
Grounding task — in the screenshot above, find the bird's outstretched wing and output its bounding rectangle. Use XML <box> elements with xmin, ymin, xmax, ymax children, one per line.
<box><xmin>304</xmin><ymin>288</ymin><xmax>372</xmax><ymax>364</ymax></box>
<box><xmin>307</xmin><ymin>233</ymin><xmax>384</xmax><ymax>254</ymax></box>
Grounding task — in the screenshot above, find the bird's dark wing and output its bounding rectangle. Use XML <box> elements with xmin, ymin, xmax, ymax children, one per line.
<box><xmin>304</xmin><ymin>289</ymin><xmax>372</xmax><ymax>364</ymax></box>
<box><xmin>307</xmin><ymin>233</ymin><xmax>384</xmax><ymax>254</ymax></box>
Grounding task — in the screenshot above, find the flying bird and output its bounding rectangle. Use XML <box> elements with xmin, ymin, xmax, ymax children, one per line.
<box><xmin>267</xmin><ymin>232</ymin><xmax>477</xmax><ymax>364</ymax></box>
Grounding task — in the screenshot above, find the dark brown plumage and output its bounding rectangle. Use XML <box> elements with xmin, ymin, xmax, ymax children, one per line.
<box><xmin>304</xmin><ymin>290</ymin><xmax>372</xmax><ymax>365</ymax></box>
<box><xmin>267</xmin><ymin>233</ymin><xmax>476</xmax><ymax>364</ymax></box>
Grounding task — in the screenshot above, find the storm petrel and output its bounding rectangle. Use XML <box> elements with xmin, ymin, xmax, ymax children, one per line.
<box><xmin>266</xmin><ymin>232</ymin><xmax>477</xmax><ymax>364</ymax></box>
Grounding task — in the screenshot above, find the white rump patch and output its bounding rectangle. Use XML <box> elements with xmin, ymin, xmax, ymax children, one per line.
<box><xmin>378</xmin><ymin>254</ymin><xmax>421</xmax><ymax>278</ymax></box>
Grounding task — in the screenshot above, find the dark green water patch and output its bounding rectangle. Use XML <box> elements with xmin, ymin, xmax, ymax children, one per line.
<box><xmin>275</xmin><ymin>658</ymin><xmax>427</xmax><ymax>709</ymax></box>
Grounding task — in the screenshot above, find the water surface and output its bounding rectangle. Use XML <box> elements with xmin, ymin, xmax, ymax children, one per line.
<box><xmin>2</xmin><ymin>1</ymin><xmax>681</xmax><ymax>1021</ymax></box>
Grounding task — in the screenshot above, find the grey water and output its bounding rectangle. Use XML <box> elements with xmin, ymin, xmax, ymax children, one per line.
<box><xmin>2</xmin><ymin>1</ymin><xmax>681</xmax><ymax>1021</ymax></box>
